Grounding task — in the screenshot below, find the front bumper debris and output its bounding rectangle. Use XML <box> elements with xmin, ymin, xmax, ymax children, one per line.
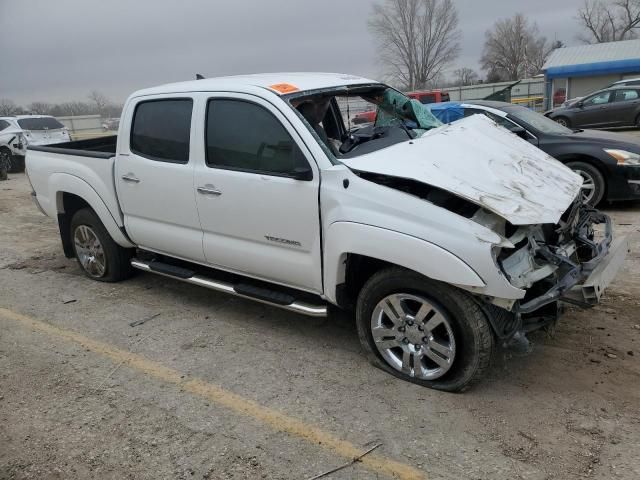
<box><xmin>562</xmin><ymin>235</ymin><xmax>629</xmax><ymax>305</ymax></box>
<box><xmin>516</xmin><ymin>206</ymin><xmax>627</xmax><ymax>314</ymax></box>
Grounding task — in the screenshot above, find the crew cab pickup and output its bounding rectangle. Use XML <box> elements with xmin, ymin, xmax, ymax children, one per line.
<box><xmin>26</xmin><ymin>73</ymin><xmax>629</xmax><ymax>392</ymax></box>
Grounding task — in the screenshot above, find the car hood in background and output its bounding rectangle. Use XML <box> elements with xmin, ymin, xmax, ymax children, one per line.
<box><xmin>565</xmin><ymin>129</ymin><xmax>640</xmax><ymax>151</ymax></box>
<box><xmin>341</xmin><ymin>114</ymin><xmax>582</xmax><ymax>225</ymax></box>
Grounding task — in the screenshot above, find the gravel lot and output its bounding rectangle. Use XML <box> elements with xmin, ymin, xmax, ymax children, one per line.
<box><xmin>1</xmin><ymin>162</ymin><xmax>639</xmax><ymax>479</ymax></box>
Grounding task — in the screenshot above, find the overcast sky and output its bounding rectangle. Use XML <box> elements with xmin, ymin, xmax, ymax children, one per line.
<box><xmin>1</xmin><ymin>0</ymin><xmax>587</xmax><ymax>105</ymax></box>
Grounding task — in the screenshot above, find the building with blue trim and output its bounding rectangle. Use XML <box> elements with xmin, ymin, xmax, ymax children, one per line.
<box><xmin>543</xmin><ymin>39</ymin><xmax>640</xmax><ymax>109</ymax></box>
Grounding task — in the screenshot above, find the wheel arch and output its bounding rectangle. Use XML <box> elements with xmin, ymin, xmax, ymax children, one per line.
<box><xmin>557</xmin><ymin>154</ymin><xmax>609</xmax><ymax>200</ymax></box>
<box><xmin>324</xmin><ymin>222</ymin><xmax>485</xmax><ymax>307</ymax></box>
<box><xmin>52</xmin><ymin>175</ymin><xmax>134</xmax><ymax>257</ymax></box>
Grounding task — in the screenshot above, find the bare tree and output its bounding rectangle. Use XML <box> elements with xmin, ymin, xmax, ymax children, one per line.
<box><xmin>481</xmin><ymin>14</ymin><xmax>553</xmax><ymax>81</ymax></box>
<box><xmin>27</xmin><ymin>102</ymin><xmax>53</xmax><ymax>115</ymax></box>
<box><xmin>51</xmin><ymin>101</ymin><xmax>94</xmax><ymax>117</ymax></box>
<box><xmin>0</xmin><ymin>99</ymin><xmax>20</xmax><ymax>116</ymax></box>
<box><xmin>452</xmin><ymin>67</ymin><xmax>479</xmax><ymax>86</ymax></box>
<box><xmin>88</xmin><ymin>91</ymin><xmax>110</xmax><ymax>118</ymax></box>
<box><xmin>577</xmin><ymin>0</ymin><xmax>640</xmax><ymax>43</ymax></box>
<box><xmin>369</xmin><ymin>0</ymin><xmax>461</xmax><ymax>90</ymax></box>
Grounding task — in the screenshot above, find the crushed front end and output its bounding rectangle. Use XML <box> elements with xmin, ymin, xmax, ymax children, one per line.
<box><xmin>490</xmin><ymin>198</ymin><xmax>629</xmax><ymax>339</ymax></box>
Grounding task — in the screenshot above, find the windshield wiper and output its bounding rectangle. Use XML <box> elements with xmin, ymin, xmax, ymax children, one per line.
<box><xmin>396</xmin><ymin>119</ymin><xmax>414</xmax><ymax>139</ymax></box>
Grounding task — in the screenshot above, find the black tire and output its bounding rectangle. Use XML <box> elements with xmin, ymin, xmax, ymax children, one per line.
<box><xmin>70</xmin><ymin>208</ymin><xmax>133</xmax><ymax>282</ymax></box>
<box><xmin>356</xmin><ymin>267</ymin><xmax>494</xmax><ymax>392</ymax></box>
<box><xmin>566</xmin><ymin>161</ymin><xmax>606</xmax><ymax>206</ymax></box>
<box><xmin>0</xmin><ymin>148</ymin><xmax>10</xmax><ymax>180</ymax></box>
<box><xmin>635</xmin><ymin>113</ymin><xmax>640</xmax><ymax>129</ymax></box>
<box><xmin>9</xmin><ymin>155</ymin><xmax>25</xmax><ymax>173</ymax></box>
<box><xmin>554</xmin><ymin>116</ymin><xmax>571</xmax><ymax>128</ymax></box>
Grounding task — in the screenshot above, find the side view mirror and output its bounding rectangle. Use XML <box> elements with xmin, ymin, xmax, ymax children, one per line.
<box><xmin>511</xmin><ymin>126</ymin><xmax>528</xmax><ymax>139</ymax></box>
<box><xmin>290</xmin><ymin>165</ymin><xmax>313</xmax><ymax>181</ymax></box>
<box><xmin>576</xmin><ymin>101</ymin><xmax>584</xmax><ymax>108</ymax></box>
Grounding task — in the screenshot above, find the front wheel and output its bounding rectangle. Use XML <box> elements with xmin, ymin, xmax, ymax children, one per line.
<box><xmin>70</xmin><ymin>208</ymin><xmax>134</xmax><ymax>282</ymax></box>
<box><xmin>566</xmin><ymin>161</ymin><xmax>605</xmax><ymax>206</ymax></box>
<box><xmin>356</xmin><ymin>267</ymin><xmax>494</xmax><ymax>392</ymax></box>
<box><xmin>554</xmin><ymin>116</ymin><xmax>570</xmax><ymax>128</ymax></box>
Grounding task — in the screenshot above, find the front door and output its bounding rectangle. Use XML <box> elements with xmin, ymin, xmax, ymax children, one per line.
<box><xmin>116</xmin><ymin>96</ymin><xmax>206</xmax><ymax>263</ymax></box>
<box><xmin>193</xmin><ymin>94</ymin><xmax>323</xmax><ymax>292</ymax></box>
<box><xmin>573</xmin><ymin>90</ymin><xmax>613</xmax><ymax>127</ymax></box>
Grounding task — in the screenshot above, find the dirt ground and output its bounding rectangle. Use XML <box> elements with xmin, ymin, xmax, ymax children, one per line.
<box><xmin>1</xmin><ymin>167</ymin><xmax>639</xmax><ymax>479</ymax></box>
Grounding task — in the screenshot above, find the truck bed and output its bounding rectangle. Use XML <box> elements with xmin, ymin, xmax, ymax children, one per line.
<box><xmin>28</xmin><ymin>135</ymin><xmax>117</xmax><ymax>159</ymax></box>
<box><xmin>26</xmin><ymin>135</ymin><xmax>123</xmax><ymax>230</ymax></box>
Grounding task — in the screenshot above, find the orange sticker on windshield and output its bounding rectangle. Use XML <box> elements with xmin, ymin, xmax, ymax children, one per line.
<box><xmin>269</xmin><ymin>83</ymin><xmax>299</xmax><ymax>94</ymax></box>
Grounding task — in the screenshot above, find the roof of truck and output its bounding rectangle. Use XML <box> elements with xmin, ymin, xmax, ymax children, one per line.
<box><xmin>131</xmin><ymin>72</ymin><xmax>379</xmax><ymax>98</ymax></box>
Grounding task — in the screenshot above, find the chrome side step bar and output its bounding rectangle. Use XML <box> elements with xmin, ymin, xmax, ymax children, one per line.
<box><xmin>130</xmin><ymin>259</ymin><xmax>328</xmax><ymax>317</ymax></box>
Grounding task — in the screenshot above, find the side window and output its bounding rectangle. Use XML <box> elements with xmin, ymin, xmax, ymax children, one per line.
<box><xmin>613</xmin><ymin>89</ymin><xmax>639</xmax><ymax>102</ymax></box>
<box><xmin>206</xmin><ymin>99</ymin><xmax>308</xmax><ymax>176</ymax></box>
<box><xmin>584</xmin><ymin>91</ymin><xmax>612</xmax><ymax>106</ymax></box>
<box><xmin>0</xmin><ymin>120</ymin><xmax>9</xmax><ymax>131</ymax></box>
<box><xmin>419</xmin><ymin>94</ymin><xmax>436</xmax><ymax>104</ymax></box>
<box><xmin>465</xmin><ymin>109</ymin><xmax>517</xmax><ymax>131</ymax></box>
<box><xmin>130</xmin><ymin>99</ymin><xmax>192</xmax><ymax>163</ymax></box>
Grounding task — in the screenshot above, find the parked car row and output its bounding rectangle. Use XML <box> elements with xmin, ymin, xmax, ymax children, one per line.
<box><xmin>546</xmin><ymin>82</ymin><xmax>640</xmax><ymax>130</ymax></box>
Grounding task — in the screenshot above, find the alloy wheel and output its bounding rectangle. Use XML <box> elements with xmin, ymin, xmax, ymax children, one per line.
<box><xmin>574</xmin><ymin>168</ymin><xmax>596</xmax><ymax>204</ymax></box>
<box><xmin>74</xmin><ymin>225</ymin><xmax>106</xmax><ymax>278</ymax></box>
<box><xmin>370</xmin><ymin>293</ymin><xmax>456</xmax><ymax>380</ymax></box>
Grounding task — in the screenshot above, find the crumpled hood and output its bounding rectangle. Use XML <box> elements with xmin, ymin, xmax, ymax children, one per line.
<box><xmin>342</xmin><ymin>114</ymin><xmax>583</xmax><ymax>225</ymax></box>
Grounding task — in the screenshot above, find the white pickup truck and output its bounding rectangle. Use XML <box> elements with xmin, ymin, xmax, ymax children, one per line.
<box><xmin>26</xmin><ymin>73</ymin><xmax>629</xmax><ymax>391</ymax></box>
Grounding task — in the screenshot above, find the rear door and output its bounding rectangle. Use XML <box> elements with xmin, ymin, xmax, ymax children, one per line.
<box><xmin>610</xmin><ymin>89</ymin><xmax>640</xmax><ymax>126</ymax></box>
<box><xmin>192</xmin><ymin>93</ymin><xmax>323</xmax><ymax>292</ymax></box>
<box><xmin>116</xmin><ymin>95</ymin><xmax>206</xmax><ymax>262</ymax></box>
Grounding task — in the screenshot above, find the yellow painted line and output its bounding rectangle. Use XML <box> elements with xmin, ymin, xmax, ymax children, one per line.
<box><xmin>0</xmin><ymin>307</ymin><xmax>426</xmax><ymax>480</ymax></box>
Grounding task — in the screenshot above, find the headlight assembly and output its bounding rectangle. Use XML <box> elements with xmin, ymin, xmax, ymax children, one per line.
<box><xmin>605</xmin><ymin>149</ymin><xmax>640</xmax><ymax>166</ymax></box>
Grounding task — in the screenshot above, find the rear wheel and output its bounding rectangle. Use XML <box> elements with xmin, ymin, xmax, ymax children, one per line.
<box><xmin>554</xmin><ymin>116</ymin><xmax>570</xmax><ymax>128</ymax></box>
<box><xmin>356</xmin><ymin>267</ymin><xmax>494</xmax><ymax>392</ymax></box>
<box><xmin>567</xmin><ymin>161</ymin><xmax>605</xmax><ymax>206</ymax></box>
<box><xmin>0</xmin><ymin>149</ymin><xmax>10</xmax><ymax>180</ymax></box>
<box><xmin>70</xmin><ymin>208</ymin><xmax>133</xmax><ymax>282</ymax></box>
<box><xmin>9</xmin><ymin>155</ymin><xmax>25</xmax><ymax>173</ymax></box>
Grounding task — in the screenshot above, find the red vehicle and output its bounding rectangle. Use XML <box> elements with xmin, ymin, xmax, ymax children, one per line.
<box><xmin>352</xmin><ymin>89</ymin><xmax>450</xmax><ymax>125</ymax></box>
<box><xmin>553</xmin><ymin>88</ymin><xmax>567</xmax><ymax>107</ymax></box>
<box><xmin>406</xmin><ymin>89</ymin><xmax>450</xmax><ymax>104</ymax></box>
<box><xmin>352</xmin><ymin>109</ymin><xmax>377</xmax><ymax>124</ymax></box>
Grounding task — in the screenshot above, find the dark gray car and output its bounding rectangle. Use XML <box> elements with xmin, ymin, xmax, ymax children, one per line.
<box><xmin>546</xmin><ymin>86</ymin><xmax>640</xmax><ymax>129</ymax></box>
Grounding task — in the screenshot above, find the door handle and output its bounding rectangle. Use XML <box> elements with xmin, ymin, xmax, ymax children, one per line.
<box><xmin>197</xmin><ymin>186</ymin><xmax>222</xmax><ymax>196</ymax></box>
<box><xmin>121</xmin><ymin>174</ymin><xmax>140</xmax><ymax>183</ymax></box>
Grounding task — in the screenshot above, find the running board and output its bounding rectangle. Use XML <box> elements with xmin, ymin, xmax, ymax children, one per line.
<box><xmin>130</xmin><ymin>259</ymin><xmax>327</xmax><ymax>317</ymax></box>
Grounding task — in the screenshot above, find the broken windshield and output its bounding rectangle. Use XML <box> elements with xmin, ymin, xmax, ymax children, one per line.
<box><xmin>286</xmin><ymin>85</ymin><xmax>442</xmax><ymax>161</ymax></box>
<box><xmin>373</xmin><ymin>88</ymin><xmax>442</xmax><ymax>131</ymax></box>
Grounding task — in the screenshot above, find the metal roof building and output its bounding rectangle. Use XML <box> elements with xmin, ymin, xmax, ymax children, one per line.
<box><xmin>542</xmin><ymin>39</ymin><xmax>640</xmax><ymax>108</ymax></box>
